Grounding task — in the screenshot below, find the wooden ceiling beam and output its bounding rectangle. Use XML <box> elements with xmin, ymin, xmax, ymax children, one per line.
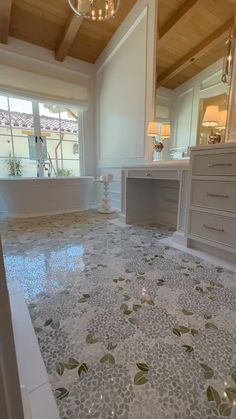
<box><xmin>157</xmin><ymin>18</ymin><xmax>234</xmax><ymax>87</ymax></box>
<box><xmin>0</xmin><ymin>0</ymin><xmax>12</xmax><ymax>44</ymax></box>
<box><xmin>158</xmin><ymin>0</ymin><xmax>202</xmax><ymax>47</ymax></box>
<box><xmin>55</xmin><ymin>13</ymin><xmax>83</xmax><ymax>62</ymax></box>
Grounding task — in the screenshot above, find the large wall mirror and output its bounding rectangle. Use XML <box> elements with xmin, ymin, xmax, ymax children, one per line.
<box><xmin>155</xmin><ymin>0</ymin><xmax>235</xmax><ymax>161</ymax></box>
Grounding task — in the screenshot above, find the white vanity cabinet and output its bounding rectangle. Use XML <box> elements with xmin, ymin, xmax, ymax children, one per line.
<box><xmin>121</xmin><ymin>160</ymin><xmax>190</xmax><ymax>245</ymax></box>
<box><xmin>187</xmin><ymin>144</ymin><xmax>236</xmax><ymax>256</ymax></box>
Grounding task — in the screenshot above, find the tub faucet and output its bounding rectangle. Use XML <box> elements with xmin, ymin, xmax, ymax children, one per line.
<box><xmin>37</xmin><ymin>159</ymin><xmax>45</xmax><ymax>177</ymax></box>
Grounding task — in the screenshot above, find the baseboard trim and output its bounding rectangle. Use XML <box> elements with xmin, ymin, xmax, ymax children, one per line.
<box><xmin>172</xmin><ymin>231</ymin><xmax>188</xmax><ymax>247</ymax></box>
<box><xmin>8</xmin><ymin>282</ymin><xmax>59</xmax><ymax>419</ymax></box>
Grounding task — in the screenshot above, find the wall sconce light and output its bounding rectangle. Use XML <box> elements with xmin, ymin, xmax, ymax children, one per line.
<box><xmin>202</xmin><ymin>106</ymin><xmax>221</xmax><ymax>144</ymax></box>
<box><xmin>160</xmin><ymin>123</ymin><xmax>171</xmax><ymax>140</ymax></box>
<box><xmin>147</xmin><ymin>122</ymin><xmax>171</xmax><ymax>152</ymax></box>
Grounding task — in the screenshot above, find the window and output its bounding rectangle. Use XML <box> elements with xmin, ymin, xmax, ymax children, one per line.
<box><xmin>0</xmin><ymin>94</ymin><xmax>81</xmax><ymax>178</ymax></box>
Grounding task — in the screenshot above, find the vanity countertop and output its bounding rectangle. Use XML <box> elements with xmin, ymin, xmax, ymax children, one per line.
<box><xmin>190</xmin><ymin>143</ymin><xmax>236</xmax><ymax>151</ymax></box>
<box><xmin>122</xmin><ymin>159</ymin><xmax>190</xmax><ymax>171</ymax></box>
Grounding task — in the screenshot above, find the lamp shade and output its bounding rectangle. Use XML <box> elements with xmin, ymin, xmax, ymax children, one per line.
<box><xmin>147</xmin><ymin>121</ymin><xmax>158</xmax><ymax>136</ymax></box>
<box><xmin>202</xmin><ymin>105</ymin><xmax>219</xmax><ymax>127</ymax></box>
<box><xmin>161</xmin><ymin>123</ymin><xmax>171</xmax><ymax>138</ymax></box>
<box><xmin>217</xmin><ymin>110</ymin><xmax>227</xmax><ymax>129</ymax></box>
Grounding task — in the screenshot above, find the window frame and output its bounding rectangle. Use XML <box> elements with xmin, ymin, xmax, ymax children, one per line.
<box><xmin>0</xmin><ymin>92</ymin><xmax>84</xmax><ymax>178</ymax></box>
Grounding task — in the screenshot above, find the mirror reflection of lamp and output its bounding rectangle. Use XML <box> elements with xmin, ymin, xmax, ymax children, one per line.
<box><xmin>217</xmin><ymin>109</ymin><xmax>228</xmax><ymax>143</ymax></box>
<box><xmin>217</xmin><ymin>110</ymin><xmax>227</xmax><ymax>129</ymax></box>
<box><xmin>161</xmin><ymin>124</ymin><xmax>171</xmax><ymax>140</ymax></box>
<box><xmin>147</xmin><ymin>122</ymin><xmax>171</xmax><ymax>152</ymax></box>
<box><xmin>202</xmin><ymin>105</ymin><xmax>221</xmax><ymax>144</ymax></box>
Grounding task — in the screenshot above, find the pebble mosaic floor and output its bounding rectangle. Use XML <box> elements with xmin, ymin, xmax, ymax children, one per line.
<box><xmin>1</xmin><ymin>210</ymin><xmax>236</xmax><ymax>419</ymax></box>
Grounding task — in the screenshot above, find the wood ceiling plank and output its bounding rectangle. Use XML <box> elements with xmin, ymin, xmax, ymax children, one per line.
<box><xmin>10</xmin><ymin>4</ymin><xmax>61</xmax><ymax>50</ymax></box>
<box><xmin>55</xmin><ymin>13</ymin><xmax>83</xmax><ymax>62</ymax></box>
<box><xmin>158</xmin><ymin>0</ymin><xmax>187</xmax><ymax>28</ymax></box>
<box><xmin>157</xmin><ymin>18</ymin><xmax>234</xmax><ymax>87</ymax></box>
<box><xmin>0</xmin><ymin>0</ymin><xmax>12</xmax><ymax>44</ymax></box>
<box><xmin>13</xmin><ymin>0</ymin><xmax>68</xmax><ymax>23</ymax></box>
<box><xmin>8</xmin><ymin>0</ymin><xmax>137</xmax><ymax>62</ymax></box>
<box><xmin>158</xmin><ymin>0</ymin><xmax>202</xmax><ymax>47</ymax></box>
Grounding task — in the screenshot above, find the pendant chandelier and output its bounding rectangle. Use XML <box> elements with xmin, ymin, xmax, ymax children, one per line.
<box><xmin>68</xmin><ymin>0</ymin><xmax>120</xmax><ymax>21</ymax></box>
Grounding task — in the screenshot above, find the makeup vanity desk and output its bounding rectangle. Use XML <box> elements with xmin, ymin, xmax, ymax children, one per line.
<box><xmin>122</xmin><ymin>145</ymin><xmax>236</xmax><ymax>267</ymax></box>
<box><xmin>121</xmin><ymin>160</ymin><xmax>190</xmax><ymax>246</ymax></box>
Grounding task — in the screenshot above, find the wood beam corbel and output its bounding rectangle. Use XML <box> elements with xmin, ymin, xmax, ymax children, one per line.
<box><xmin>0</xmin><ymin>0</ymin><xmax>12</xmax><ymax>44</ymax></box>
<box><xmin>157</xmin><ymin>18</ymin><xmax>234</xmax><ymax>87</ymax></box>
<box><xmin>55</xmin><ymin>13</ymin><xmax>83</xmax><ymax>62</ymax></box>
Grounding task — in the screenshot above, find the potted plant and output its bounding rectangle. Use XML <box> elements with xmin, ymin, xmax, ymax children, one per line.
<box><xmin>57</xmin><ymin>168</ymin><xmax>73</xmax><ymax>177</ymax></box>
<box><xmin>7</xmin><ymin>154</ymin><xmax>23</xmax><ymax>177</ymax></box>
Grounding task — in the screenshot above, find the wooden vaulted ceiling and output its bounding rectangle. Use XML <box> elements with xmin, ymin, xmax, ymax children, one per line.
<box><xmin>0</xmin><ymin>0</ymin><xmax>235</xmax><ymax>89</ymax></box>
<box><xmin>0</xmin><ymin>0</ymin><xmax>138</xmax><ymax>63</ymax></box>
<box><xmin>157</xmin><ymin>0</ymin><xmax>236</xmax><ymax>89</ymax></box>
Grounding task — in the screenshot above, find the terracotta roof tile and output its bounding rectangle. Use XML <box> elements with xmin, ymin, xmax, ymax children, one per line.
<box><xmin>0</xmin><ymin>110</ymin><xmax>78</xmax><ymax>134</ymax></box>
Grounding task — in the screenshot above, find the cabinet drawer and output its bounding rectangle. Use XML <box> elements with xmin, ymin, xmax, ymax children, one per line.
<box><xmin>192</xmin><ymin>153</ymin><xmax>236</xmax><ymax>176</ymax></box>
<box><xmin>191</xmin><ymin>180</ymin><xmax>236</xmax><ymax>212</ymax></box>
<box><xmin>189</xmin><ymin>211</ymin><xmax>236</xmax><ymax>248</ymax></box>
<box><xmin>128</xmin><ymin>170</ymin><xmax>178</xmax><ymax>180</ymax></box>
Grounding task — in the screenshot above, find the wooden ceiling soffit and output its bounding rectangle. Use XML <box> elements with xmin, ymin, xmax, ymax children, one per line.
<box><xmin>55</xmin><ymin>13</ymin><xmax>83</xmax><ymax>62</ymax></box>
<box><xmin>158</xmin><ymin>0</ymin><xmax>202</xmax><ymax>47</ymax></box>
<box><xmin>0</xmin><ymin>0</ymin><xmax>12</xmax><ymax>44</ymax></box>
<box><xmin>157</xmin><ymin>18</ymin><xmax>234</xmax><ymax>87</ymax></box>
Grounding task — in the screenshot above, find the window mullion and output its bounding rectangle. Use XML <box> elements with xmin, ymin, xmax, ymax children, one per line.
<box><xmin>78</xmin><ymin>112</ymin><xmax>84</xmax><ymax>175</ymax></box>
<box><xmin>7</xmin><ymin>97</ymin><xmax>15</xmax><ymax>159</ymax></box>
<box><xmin>32</xmin><ymin>101</ymin><xmax>44</xmax><ymax>177</ymax></box>
<box><xmin>59</xmin><ymin>110</ymin><xmax>63</xmax><ymax>170</ymax></box>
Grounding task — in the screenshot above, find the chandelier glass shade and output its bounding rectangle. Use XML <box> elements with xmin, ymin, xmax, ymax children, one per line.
<box><xmin>68</xmin><ymin>0</ymin><xmax>120</xmax><ymax>21</ymax></box>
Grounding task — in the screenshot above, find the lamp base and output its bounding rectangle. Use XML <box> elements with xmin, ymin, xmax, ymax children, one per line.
<box><xmin>154</xmin><ymin>141</ymin><xmax>164</xmax><ymax>152</ymax></box>
<box><xmin>98</xmin><ymin>208</ymin><xmax>116</xmax><ymax>214</ymax></box>
<box><xmin>98</xmin><ymin>179</ymin><xmax>116</xmax><ymax>214</ymax></box>
<box><xmin>207</xmin><ymin>134</ymin><xmax>221</xmax><ymax>144</ymax></box>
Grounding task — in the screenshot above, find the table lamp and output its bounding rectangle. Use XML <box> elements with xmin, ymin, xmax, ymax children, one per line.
<box><xmin>202</xmin><ymin>105</ymin><xmax>220</xmax><ymax>144</ymax></box>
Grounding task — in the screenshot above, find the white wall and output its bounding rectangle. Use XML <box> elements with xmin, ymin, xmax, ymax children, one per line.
<box><xmin>156</xmin><ymin>87</ymin><xmax>173</xmax><ymax>121</ymax></box>
<box><xmin>157</xmin><ymin>59</ymin><xmax>230</xmax><ymax>159</ymax></box>
<box><xmin>155</xmin><ymin>86</ymin><xmax>173</xmax><ymax>161</ymax></box>
<box><xmin>0</xmin><ymin>38</ymin><xmax>96</xmax><ymax>178</ymax></box>
<box><xmin>96</xmin><ymin>0</ymin><xmax>158</xmax><ymax>209</ymax></box>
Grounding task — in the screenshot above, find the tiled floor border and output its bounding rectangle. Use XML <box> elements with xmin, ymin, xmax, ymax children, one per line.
<box><xmin>8</xmin><ymin>280</ymin><xmax>60</xmax><ymax>419</ymax></box>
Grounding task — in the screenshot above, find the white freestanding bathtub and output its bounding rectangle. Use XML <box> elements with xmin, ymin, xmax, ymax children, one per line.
<box><xmin>0</xmin><ymin>177</ymin><xmax>94</xmax><ymax>218</ymax></box>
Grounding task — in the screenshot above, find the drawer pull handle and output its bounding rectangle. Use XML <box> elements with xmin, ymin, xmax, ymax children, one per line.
<box><xmin>145</xmin><ymin>173</ymin><xmax>151</xmax><ymax>177</ymax></box>
<box><xmin>206</xmin><ymin>192</ymin><xmax>229</xmax><ymax>199</ymax></box>
<box><xmin>208</xmin><ymin>163</ymin><xmax>232</xmax><ymax>167</ymax></box>
<box><xmin>202</xmin><ymin>224</ymin><xmax>224</xmax><ymax>233</ymax></box>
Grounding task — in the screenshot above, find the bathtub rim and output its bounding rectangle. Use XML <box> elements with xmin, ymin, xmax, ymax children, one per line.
<box><xmin>0</xmin><ymin>176</ymin><xmax>94</xmax><ymax>181</ymax></box>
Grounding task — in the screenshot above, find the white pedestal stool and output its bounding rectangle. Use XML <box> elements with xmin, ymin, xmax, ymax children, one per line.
<box><xmin>98</xmin><ymin>174</ymin><xmax>116</xmax><ymax>214</ymax></box>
